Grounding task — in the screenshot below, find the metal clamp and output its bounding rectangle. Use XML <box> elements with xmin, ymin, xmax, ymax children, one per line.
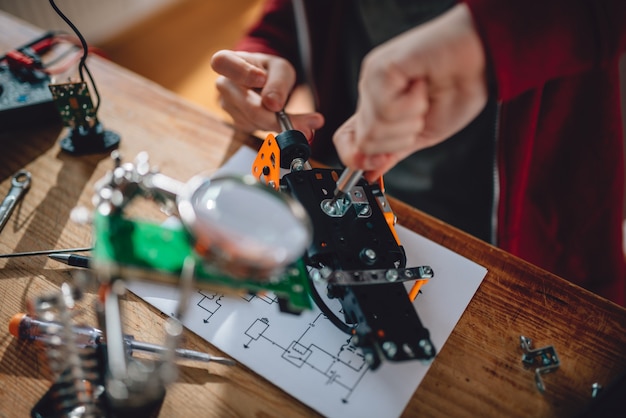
<box><xmin>520</xmin><ymin>335</ymin><xmax>560</xmax><ymax>393</ymax></box>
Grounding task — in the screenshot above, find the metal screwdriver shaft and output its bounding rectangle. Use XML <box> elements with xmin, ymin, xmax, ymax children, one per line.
<box><xmin>276</xmin><ymin>109</ymin><xmax>294</xmax><ymax>131</ymax></box>
<box><xmin>129</xmin><ymin>340</ymin><xmax>236</xmax><ymax>366</ymax></box>
<box><xmin>328</xmin><ymin>167</ymin><xmax>363</xmax><ymax>207</ymax></box>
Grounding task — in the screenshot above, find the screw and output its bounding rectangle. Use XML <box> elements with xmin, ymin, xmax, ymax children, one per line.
<box><xmin>419</xmin><ymin>339</ymin><xmax>434</xmax><ymax>357</ymax></box>
<box><xmin>591</xmin><ymin>382</ymin><xmax>603</xmax><ymax>398</ymax></box>
<box><xmin>385</xmin><ymin>270</ymin><xmax>399</xmax><ymax>282</ymax></box>
<box><xmin>360</xmin><ymin>248</ymin><xmax>377</xmax><ymax>264</ymax></box>
<box><xmin>382</xmin><ymin>341</ymin><xmax>397</xmax><ymax>358</ymax></box>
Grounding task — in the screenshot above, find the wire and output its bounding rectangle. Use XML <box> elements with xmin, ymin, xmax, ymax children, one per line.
<box><xmin>307</xmin><ymin>264</ymin><xmax>354</xmax><ymax>335</ymax></box>
<box><xmin>48</xmin><ymin>0</ymin><xmax>101</xmax><ymax>113</ymax></box>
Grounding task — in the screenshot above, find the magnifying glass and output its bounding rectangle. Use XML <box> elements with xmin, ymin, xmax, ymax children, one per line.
<box><xmin>177</xmin><ymin>174</ymin><xmax>312</xmax><ymax>280</ymax></box>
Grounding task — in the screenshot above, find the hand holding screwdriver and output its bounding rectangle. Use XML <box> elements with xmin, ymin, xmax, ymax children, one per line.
<box><xmin>332</xmin><ymin>4</ymin><xmax>487</xmax><ymax>183</ymax></box>
<box><xmin>210</xmin><ymin>50</ymin><xmax>324</xmax><ymax>139</ymax></box>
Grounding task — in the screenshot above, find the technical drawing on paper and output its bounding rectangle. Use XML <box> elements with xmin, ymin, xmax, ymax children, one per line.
<box><xmin>194</xmin><ymin>288</ymin><xmax>370</xmax><ymax>403</ymax></box>
<box><xmin>242</xmin><ymin>312</ymin><xmax>369</xmax><ymax>404</ymax></box>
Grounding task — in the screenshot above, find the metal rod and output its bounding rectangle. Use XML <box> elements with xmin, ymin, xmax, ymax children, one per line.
<box><xmin>0</xmin><ymin>247</ymin><xmax>93</xmax><ymax>258</ymax></box>
<box><xmin>276</xmin><ymin>110</ymin><xmax>293</xmax><ymax>132</ymax></box>
<box><xmin>328</xmin><ymin>167</ymin><xmax>364</xmax><ymax>207</ymax></box>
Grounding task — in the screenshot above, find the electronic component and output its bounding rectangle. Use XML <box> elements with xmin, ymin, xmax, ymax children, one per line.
<box><xmin>48</xmin><ymin>81</ymin><xmax>96</xmax><ymax>127</ymax></box>
<box><xmin>27</xmin><ymin>150</ymin><xmax>314</xmax><ymax>414</ymax></box>
<box><xmin>0</xmin><ymin>32</ymin><xmax>59</xmax><ymax>131</ymax></box>
<box><xmin>44</xmin><ymin>0</ymin><xmax>121</xmax><ymax>155</ymax></box>
<box><xmin>48</xmin><ymin>80</ymin><xmax>120</xmax><ymax>154</ymax></box>
<box><xmin>88</xmin><ymin>151</ymin><xmax>313</xmax><ymax>314</ymax></box>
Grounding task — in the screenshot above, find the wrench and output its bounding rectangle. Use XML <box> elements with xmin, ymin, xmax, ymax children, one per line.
<box><xmin>0</xmin><ymin>170</ymin><xmax>31</xmax><ymax>233</ymax></box>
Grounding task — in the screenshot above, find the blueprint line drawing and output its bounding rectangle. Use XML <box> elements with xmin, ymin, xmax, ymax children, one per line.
<box><xmin>196</xmin><ymin>290</ymin><xmax>224</xmax><ymax>323</ymax></box>
<box><xmin>241</xmin><ymin>312</ymin><xmax>369</xmax><ymax>403</ymax></box>
<box><xmin>192</xmin><ymin>287</ymin><xmax>372</xmax><ymax>403</ymax></box>
<box><xmin>127</xmin><ymin>147</ymin><xmax>488</xmax><ymax>418</ymax></box>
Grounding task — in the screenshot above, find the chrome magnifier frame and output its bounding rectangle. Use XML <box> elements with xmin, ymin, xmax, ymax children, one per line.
<box><xmin>177</xmin><ymin>174</ymin><xmax>312</xmax><ymax>280</ymax></box>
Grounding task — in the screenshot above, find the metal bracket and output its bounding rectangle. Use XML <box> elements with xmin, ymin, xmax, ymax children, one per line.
<box><xmin>312</xmin><ymin>265</ymin><xmax>434</xmax><ymax>286</ymax></box>
<box><xmin>520</xmin><ymin>335</ymin><xmax>560</xmax><ymax>393</ymax></box>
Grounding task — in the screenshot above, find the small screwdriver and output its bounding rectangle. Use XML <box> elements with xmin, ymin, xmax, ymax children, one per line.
<box><xmin>9</xmin><ymin>313</ymin><xmax>235</xmax><ymax>366</ymax></box>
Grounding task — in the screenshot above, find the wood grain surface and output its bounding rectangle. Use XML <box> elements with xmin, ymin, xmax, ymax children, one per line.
<box><xmin>1</xmin><ymin>11</ymin><xmax>625</xmax><ymax>418</ymax></box>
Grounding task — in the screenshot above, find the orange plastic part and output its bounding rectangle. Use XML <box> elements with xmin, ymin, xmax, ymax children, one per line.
<box><xmin>375</xmin><ymin>176</ymin><xmax>402</xmax><ymax>246</ymax></box>
<box><xmin>8</xmin><ymin>312</ymin><xmax>26</xmax><ymax>337</ymax></box>
<box><xmin>252</xmin><ymin>133</ymin><xmax>282</xmax><ymax>190</ymax></box>
<box><xmin>408</xmin><ymin>280</ymin><xmax>429</xmax><ymax>302</ymax></box>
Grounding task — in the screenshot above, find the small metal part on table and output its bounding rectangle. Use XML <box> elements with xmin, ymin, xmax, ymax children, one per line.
<box><xmin>591</xmin><ymin>382</ymin><xmax>603</xmax><ymax>398</ymax></box>
<box><xmin>520</xmin><ymin>335</ymin><xmax>560</xmax><ymax>393</ymax></box>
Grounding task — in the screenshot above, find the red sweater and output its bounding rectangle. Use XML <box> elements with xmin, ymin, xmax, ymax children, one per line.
<box><xmin>236</xmin><ymin>0</ymin><xmax>626</xmax><ymax>306</ymax></box>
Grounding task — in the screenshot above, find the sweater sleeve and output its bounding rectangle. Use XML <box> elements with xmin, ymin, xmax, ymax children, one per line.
<box><xmin>234</xmin><ymin>0</ymin><xmax>300</xmax><ymax>68</ymax></box>
<box><xmin>463</xmin><ymin>0</ymin><xmax>626</xmax><ymax>100</ymax></box>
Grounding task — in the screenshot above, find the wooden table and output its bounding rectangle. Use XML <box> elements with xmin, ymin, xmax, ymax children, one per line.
<box><xmin>1</xmin><ymin>11</ymin><xmax>625</xmax><ymax>418</ymax></box>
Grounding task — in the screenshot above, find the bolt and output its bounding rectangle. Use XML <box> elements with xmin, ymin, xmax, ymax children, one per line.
<box><xmin>360</xmin><ymin>248</ymin><xmax>377</xmax><ymax>264</ymax></box>
<box><xmin>335</xmin><ymin>271</ymin><xmax>349</xmax><ymax>283</ymax></box>
<box><xmin>322</xmin><ymin>200</ymin><xmax>336</xmax><ymax>215</ymax></box>
<box><xmin>290</xmin><ymin>158</ymin><xmax>305</xmax><ymax>171</ymax></box>
<box><xmin>382</xmin><ymin>341</ymin><xmax>397</xmax><ymax>358</ymax></box>
<box><xmin>310</xmin><ymin>269</ymin><xmax>323</xmax><ymax>283</ymax></box>
<box><xmin>385</xmin><ymin>269</ymin><xmax>399</xmax><ymax>282</ymax></box>
<box><xmin>419</xmin><ymin>339</ymin><xmax>434</xmax><ymax>357</ymax></box>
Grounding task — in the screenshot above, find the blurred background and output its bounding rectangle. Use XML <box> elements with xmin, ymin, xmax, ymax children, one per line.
<box><xmin>2</xmin><ymin>0</ymin><xmax>626</xmax><ymax>250</ymax></box>
<box><xmin>0</xmin><ymin>0</ymin><xmax>265</xmax><ymax>120</ymax></box>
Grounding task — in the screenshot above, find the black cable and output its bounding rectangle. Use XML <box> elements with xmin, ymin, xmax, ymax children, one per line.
<box><xmin>307</xmin><ymin>268</ymin><xmax>353</xmax><ymax>335</ymax></box>
<box><xmin>48</xmin><ymin>0</ymin><xmax>101</xmax><ymax>113</ymax></box>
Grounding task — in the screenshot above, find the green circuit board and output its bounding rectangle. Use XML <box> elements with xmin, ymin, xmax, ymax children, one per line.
<box><xmin>48</xmin><ymin>81</ymin><xmax>96</xmax><ymax>128</ymax></box>
<box><xmin>92</xmin><ymin>212</ymin><xmax>312</xmax><ymax>313</ymax></box>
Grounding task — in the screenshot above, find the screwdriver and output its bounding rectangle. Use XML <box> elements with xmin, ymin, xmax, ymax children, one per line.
<box><xmin>275</xmin><ymin>109</ymin><xmax>363</xmax><ymax>207</ymax></box>
<box><xmin>9</xmin><ymin>313</ymin><xmax>235</xmax><ymax>366</ymax></box>
<box><xmin>327</xmin><ymin>167</ymin><xmax>364</xmax><ymax>208</ymax></box>
<box><xmin>48</xmin><ymin>253</ymin><xmax>91</xmax><ymax>268</ymax></box>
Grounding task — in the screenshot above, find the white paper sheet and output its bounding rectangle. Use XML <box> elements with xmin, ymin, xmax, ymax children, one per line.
<box><xmin>127</xmin><ymin>147</ymin><xmax>487</xmax><ymax>418</ymax></box>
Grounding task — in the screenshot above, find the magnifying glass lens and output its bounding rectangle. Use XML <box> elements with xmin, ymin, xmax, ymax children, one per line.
<box><xmin>180</xmin><ymin>176</ymin><xmax>311</xmax><ymax>279</ymax></box>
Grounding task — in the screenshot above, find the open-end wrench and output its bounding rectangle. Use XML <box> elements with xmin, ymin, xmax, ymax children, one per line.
<box><xmin>0</xmin><ymin>170</ymin><xmax>31</xmax><ymax>234</ymax></box>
